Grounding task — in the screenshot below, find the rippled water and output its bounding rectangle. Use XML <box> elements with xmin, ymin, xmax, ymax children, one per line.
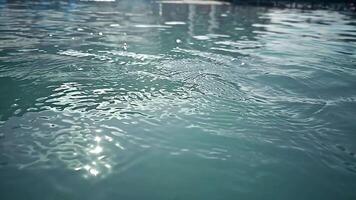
<box><xmin>0</xmin><ymin>0</ymin><xmax>356</xmax><ymax>199</ymax></box>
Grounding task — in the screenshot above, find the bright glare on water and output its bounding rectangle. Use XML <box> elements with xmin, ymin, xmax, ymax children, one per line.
<box><xmin>0</xmin><ymin>0</ymin><xmax>356</xmax><ymax>199</ymax></box>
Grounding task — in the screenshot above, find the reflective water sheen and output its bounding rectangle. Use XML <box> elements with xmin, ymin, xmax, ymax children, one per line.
<box><xmin>0</xmin><ymin>0</ymin><xmax>356</xmax><ymax>199</ymax></box>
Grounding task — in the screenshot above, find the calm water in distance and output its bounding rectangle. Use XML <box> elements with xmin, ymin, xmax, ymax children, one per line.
<box><xmin>0</xmin><ymin>0</ymin><xmax>356</xmax><ymax>199</ymax></box>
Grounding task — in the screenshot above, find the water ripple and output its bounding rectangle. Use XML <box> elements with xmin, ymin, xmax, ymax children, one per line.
<box><xmin>0</xmin><ymin>1</ymin><xmax>355</xmax><ymax>196</ymax></box>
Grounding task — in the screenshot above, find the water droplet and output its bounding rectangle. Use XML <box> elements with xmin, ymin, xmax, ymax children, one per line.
<box><xmin>11</xmin><ymin>103</ymin><xmax>18</xmax><ymax>108</ymax></box>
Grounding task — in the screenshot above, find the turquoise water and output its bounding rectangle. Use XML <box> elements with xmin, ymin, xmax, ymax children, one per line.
<box><xmin>0</xmin><ymin>0</ymin><xmax>356</xmax><ymax>199</ymax></box>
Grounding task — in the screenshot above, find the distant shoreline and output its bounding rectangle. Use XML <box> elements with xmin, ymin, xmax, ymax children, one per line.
<box><xmin>225</xmin><ymin>0</ymin><xmax>356</xmax><ymax>11</ymax></box>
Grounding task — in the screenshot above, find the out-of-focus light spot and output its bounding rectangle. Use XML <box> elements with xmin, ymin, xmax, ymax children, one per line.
<box><xmin>104</xmin><ymin>135</ymin><xmax>113</xmax><ymax>142</ymax></box>
<box><xmin>90</xmin><ymin>146</ymin><xmax>103</xmax><ymax>154</ymax></box>
<box><xmin>98</xmin><ymin>155</ymin><xmax>106</xmax><ymax>160</ymax></box>
<box><xmin>110</xmin><ymin>24</ymin><xmax>120</xmax><ymax>27</ymax></box>
<box><xmin>84</xmin><ymin>165</ymin><xmax>91</xmax><ymax>170</ymax></box>
<box><xmin>94</xmin><ymin>136</ymin><xmax>102</xmax><ymax>142</ymax></box>
<box><xmin>115</xmin><ymin>142</ymin><xmax>125</xmax><ymax>150</ymax></box>
<box><xmin>74</xmin><ymin>167</ymin><xmax>82</xmax><ymax>171</ymax></box>
<box><xmin>89</xmin><ymin>168</ymin><xmax>99</xmax><ymax>176</ymax></box>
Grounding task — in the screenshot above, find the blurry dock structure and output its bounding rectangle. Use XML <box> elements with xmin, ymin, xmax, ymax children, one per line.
<box><xmin>226</xmin><ymin>0</ymin><xmax>355</xmax><ymax>10</ymax></box>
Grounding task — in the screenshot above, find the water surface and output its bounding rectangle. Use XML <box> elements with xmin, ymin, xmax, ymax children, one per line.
<box><xmin>0</xmin><ymin>0</ymin><xmax>356</xmax><ymax>199</ymax></box>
